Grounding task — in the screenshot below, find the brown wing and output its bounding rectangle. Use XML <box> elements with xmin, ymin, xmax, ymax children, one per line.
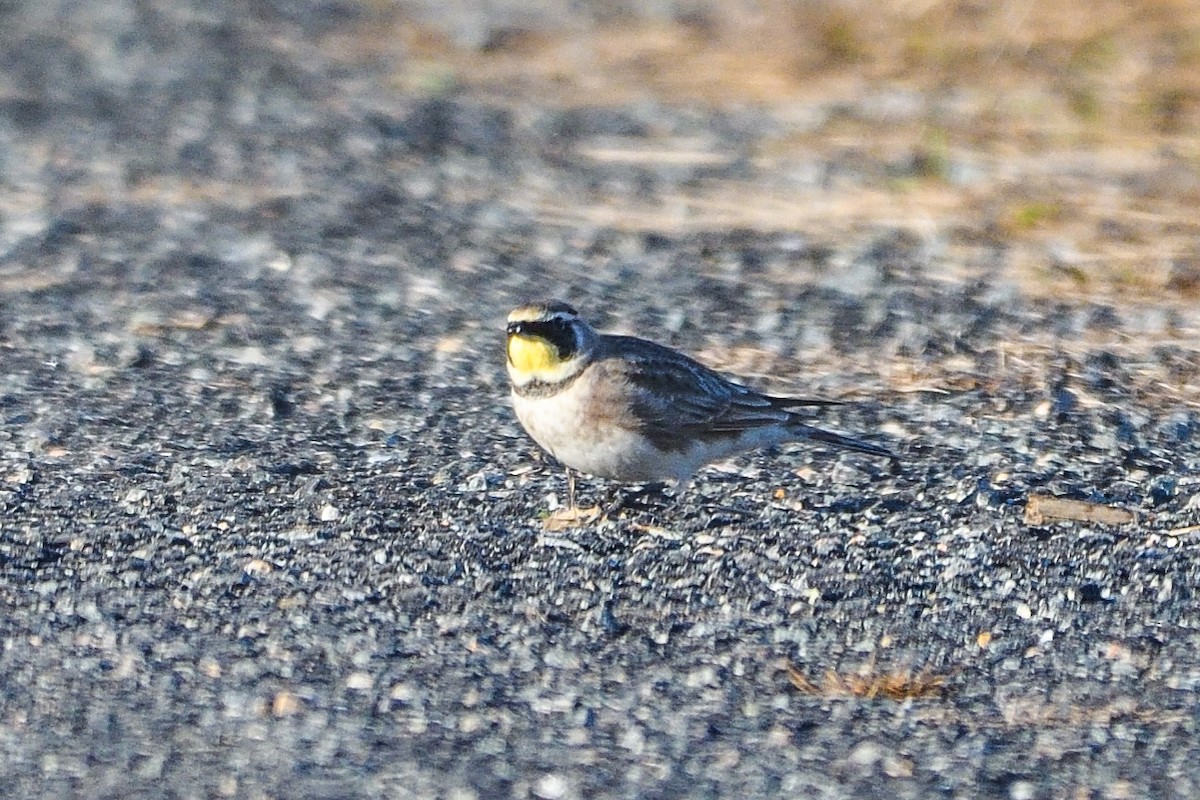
<box><xmin>594</xmin><ymin>336</ymin><xmax>838</xmax><ymax>450</ymax></box>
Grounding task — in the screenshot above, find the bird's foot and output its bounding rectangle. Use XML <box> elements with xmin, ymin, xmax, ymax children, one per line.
<box><xmin>541</xmin><ymin>504</ymin><xmax>602</xmax><ymax>530</ymax></box>
<box><xmin>602</xmin><ymin>482</ymin><xmax>676</xmax><ymax>519</ymax></box>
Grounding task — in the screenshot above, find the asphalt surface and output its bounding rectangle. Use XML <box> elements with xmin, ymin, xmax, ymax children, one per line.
<box><xmin>2</xmin><ymin>2</ymin><xmax>1199</xmax><ymax>799</ymax></box>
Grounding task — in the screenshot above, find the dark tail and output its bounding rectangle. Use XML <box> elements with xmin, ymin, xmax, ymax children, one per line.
<box><xmin>792</xmin><ymin>422</ymin><xmax>897</xmax><ymax>461</ymax></box>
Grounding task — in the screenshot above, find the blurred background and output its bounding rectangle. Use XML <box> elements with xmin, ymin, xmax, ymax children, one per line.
<box><xmin>380</xmin><ymin>0</ymin><xmax>1200</xmax><ymax>301</ymax></box>
<box><xmin>4</xmin><ymin>0</ymin><xmax>1198</xmax><ymax>307</ymax></box>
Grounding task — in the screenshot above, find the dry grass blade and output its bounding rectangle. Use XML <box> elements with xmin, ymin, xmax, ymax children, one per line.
<box><xmin>1024</xmin><ymin>495</ymin><xmax>1136</xmax><ymax>527</ymax></box>
<box><xmin>788</xmin><ymin>663</ymin><xmax>949</xmax><ymax>700</ymax></box>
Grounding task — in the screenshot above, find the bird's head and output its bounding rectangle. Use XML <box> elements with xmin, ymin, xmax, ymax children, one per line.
<box><xmin>505</xmin><ymin>300</ymin><xmax>594</xmax><ymax>387</ymax></box>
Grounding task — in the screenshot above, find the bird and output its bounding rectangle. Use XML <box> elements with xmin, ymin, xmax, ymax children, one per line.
<box><xmin>505</xmin><ymin>299</ymin><xmax>895</xmax><ymax>511</ymax></box>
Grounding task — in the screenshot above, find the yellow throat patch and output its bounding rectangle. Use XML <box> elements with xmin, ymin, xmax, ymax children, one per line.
<box><xmin>507</xmin><ymin>333</ymin><xmax>561</xmax><ymax>374</ymax></box>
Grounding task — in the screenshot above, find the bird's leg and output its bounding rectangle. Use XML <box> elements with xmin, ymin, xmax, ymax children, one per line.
<box><xmin>602</xmin><ymin>481</ymin><xmax>676</xmax><ymax>518</ymax></box>
<box><xmin>541</xmin><ymin>468</ymin><xmax>600</xmax><ymax>529</ymax></box>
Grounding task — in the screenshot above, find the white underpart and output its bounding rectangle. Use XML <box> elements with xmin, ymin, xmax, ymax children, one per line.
<box><xmin>511</xmin><ymin>380</ymin><xmax>797</xmax><ymax>485</ymax></box>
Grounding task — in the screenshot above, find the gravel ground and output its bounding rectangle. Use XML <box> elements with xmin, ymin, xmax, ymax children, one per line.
<box><xmin>2</xmin><ymin>2</ymin><xmax>1199</xmax><ymax>799</ymax></box>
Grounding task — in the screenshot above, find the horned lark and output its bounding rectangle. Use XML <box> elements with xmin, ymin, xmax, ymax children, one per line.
<box><xmin>505</xmin><ymin>300</ymin><xmax>895</xmax><ymax>510</ymax></box>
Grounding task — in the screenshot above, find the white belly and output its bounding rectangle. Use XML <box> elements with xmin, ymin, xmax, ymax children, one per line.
<box><xmin>511</xmin><ymin>387</ymin><xmax>700</xmax><ymax>483</ymax></box>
